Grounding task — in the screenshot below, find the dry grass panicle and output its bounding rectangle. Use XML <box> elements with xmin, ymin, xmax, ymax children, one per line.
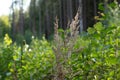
<box><xmin>53</xmin><ymin>10</ymin><xmax>82</xmax><ymax>80</ymax></box>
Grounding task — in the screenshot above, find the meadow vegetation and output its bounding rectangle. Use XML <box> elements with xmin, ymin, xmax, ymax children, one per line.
<box><xmin>0</xmin><ymin>2</ymin><xmax>120</xmax><ymax>80</ymax></box>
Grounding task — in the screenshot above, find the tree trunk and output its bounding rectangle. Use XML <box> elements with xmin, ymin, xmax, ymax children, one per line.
<box><xmin>58</xmin><ymin>0</ymin><xmax>62</xmax><ymax>28</ymax></box>
<box><xmin>38</xmin><ymin>0</ymin><xmax>42</xmax><ymax>37</ymax></box>
<box><xmin>67</xmin><ymin>0</ymin><xmax>73</xmax><ymax>22</ymax></box>
<box><xmin>82</xmin><ymin>0</ymin><xmax>87</xmax><ymax>31</ymax></box>
<box><xmin>45</xmin><ymin>0</ymin><xmax>50</xmax><ymax>39</ymax></box>
<box><xmin>19</xmin><ymin>0</ymin><xmax>24</xmax><ymax>35</ymax></box>
<box><xmin>29</xmin><ymin>0</ymin><xmax>36</xmax><ymax>36</ymax></box>
<box><xmin>11</xmin><ymin>0</ymin><xmax>17</xmax><ymax>40</ymax></box>
<box><xmin>61</xmin><ymin>0</ymin><xmax>67</xmax><ymax>29</ymax></box>
<box><xmin>79</xmin><ymin>0</ymin><xmax>83</xmax><ymax>32</ymax></box>
<box><xmin>33</xmin><ymin>0</ymin><xmax>36</xmax><ymax>36</ymax></box>
<box><xmin>94</xmin><ymin>0</ymin><xmax>97</xmax><ymax>23</ymax></box>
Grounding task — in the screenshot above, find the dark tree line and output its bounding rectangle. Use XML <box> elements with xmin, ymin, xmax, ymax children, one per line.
<box><xmin>10</xmin><ymin>0</ymin><xmax>120</xmax><ymax>40</ymax></box>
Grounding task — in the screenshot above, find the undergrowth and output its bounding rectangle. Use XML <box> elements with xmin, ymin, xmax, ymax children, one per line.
<box><xmin>0</xmin><ymin>1</ymin><xmax>120</xmax><ymax>80</ymax></box>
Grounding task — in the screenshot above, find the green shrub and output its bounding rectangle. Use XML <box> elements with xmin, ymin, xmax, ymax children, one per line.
<box><xmin>1</xmin><ymin>1</ymin><xmax>120</xmax><ymax>80</ymax></box>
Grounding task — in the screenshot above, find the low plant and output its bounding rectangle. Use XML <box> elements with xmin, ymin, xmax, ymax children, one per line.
<box><xmin>1</xmin><ymin>1</ymin><xmax>120</xmax><ymax>80</ymax></box>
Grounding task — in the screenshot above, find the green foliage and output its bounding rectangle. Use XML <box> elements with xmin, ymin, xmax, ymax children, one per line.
<box><xmin>0</xmin><ymin>36</ymin><xmax>55</xmax><ymax>80</ymax></box>
<box><xmin>1</xmin><ymin>1</ymin><xmax>120</xmax><ymax>80</ymax></box>
<box><xmin>4</xmin><ymin>34</ymin><xmax>12</xmax><ymax>46</ymax></box>
<box><xmin>0</xmin><ymin>15</ymin><xmax>10</xmax><ymax>37</ymax></box>
<box><xmin>1</xmin><ymin>20</ymin><xmax>120</xmax><ymax>79</ymax></box>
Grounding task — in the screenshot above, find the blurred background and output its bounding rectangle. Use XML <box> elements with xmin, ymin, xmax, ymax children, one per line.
<box><xmin>0</xmin><ymin>0</ymin><xmax>120</xmax><ymax>43</ymax></box>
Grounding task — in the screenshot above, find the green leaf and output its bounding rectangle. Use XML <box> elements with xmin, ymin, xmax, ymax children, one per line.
<box><xmin>94</xmin><ymin>22</ymin><xmax>104</xmax><ymax>31</ymax></box>
<box><xmin>58</xmin><ymin>29</ymin><xmax>64</xmax><ymax>33</ymax></box>
<box><xmin>98</xmin><ymin>3</ymin><xmax>104</xmax><ymax>10</ymax></box>
<box><xmin>109</xmin><ymin>2</ymin><xmax>117</xmax><ymax>8</ymax></box>
<box><xmin>87</xmin><ymin>27</ymin><xmax>95</xmax><ymax>34</ymax></box>
<box><xmin>107</xmin><ymin>56</ymin><xmax>117</xmax><ymax>65</ymax></box>
<box><xmin>117</xmin><ymin>56</ymin><xmax>120</xmax><ymax>64</ymax></box>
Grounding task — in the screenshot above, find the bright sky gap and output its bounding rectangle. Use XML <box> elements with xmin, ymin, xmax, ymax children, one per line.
<box><xmin>0</xmin><ymin>0</ymin><xmax>30</xmax><ymax>16</ymax></box>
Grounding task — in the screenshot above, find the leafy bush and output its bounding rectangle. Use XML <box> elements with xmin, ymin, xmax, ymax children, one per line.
<box><xmin>1</xmin><ymin>1</ymin><xmax>120</xmax><ymax>80</ymax></box>
<box><xmin>0</xmin><ymin>22</ymin><xmax>120</xmax><ymax>80</ymax></box>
